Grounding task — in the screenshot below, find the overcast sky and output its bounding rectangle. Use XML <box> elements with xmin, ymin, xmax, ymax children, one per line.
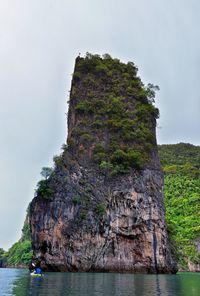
<box><xmin>0</xmin><ymin>0</ymin><xmax>199</xmax><ymax>250</ymax></box>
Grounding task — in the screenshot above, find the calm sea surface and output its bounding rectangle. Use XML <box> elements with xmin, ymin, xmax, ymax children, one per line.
<box><xmin>0</xmin><ymin>268</ymin><xmax>199</xmax><ymax>296</ymax></box>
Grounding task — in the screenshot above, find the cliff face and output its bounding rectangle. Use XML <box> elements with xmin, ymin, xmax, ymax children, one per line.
<box><xmin>30</xmin><ymin>54</ymin><xmax>177</xmax><ymax>273</ymax></box>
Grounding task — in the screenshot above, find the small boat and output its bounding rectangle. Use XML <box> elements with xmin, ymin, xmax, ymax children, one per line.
<box><xmin>30</xmin><ymin>272</ymin><xmax>42</xmax><ymax>277</ymax></box>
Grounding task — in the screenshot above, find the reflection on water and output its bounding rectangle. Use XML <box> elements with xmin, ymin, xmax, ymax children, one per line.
<box><xmin>0</xmin><ymin>269</ymin><xmax>199</xmax><ymax>296</ymax></box>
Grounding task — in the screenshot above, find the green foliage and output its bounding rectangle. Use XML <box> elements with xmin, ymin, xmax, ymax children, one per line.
<box><xmin>2</xmin><ymin>206</ymin><xmax>33</xmax><ymax>267</ymax></box>
<box><xmin>75</xmin><ymin>100</ymin><xmax>94</xmax><ymax>113</ymax></box>
<box><xmin>159</xmin><ymin>143</ymin><xmax>200</xmax><ymax>268</ymax></box>
<box><xmin>61</xmin><ymin>143</ymin><xmax>68</xmax><ymax>152</ymax></box>
<box><xmin>145</xmin><ymin>83</ymin><xmax>160</xmax><ymax>103</ymax></box>
<box><xmin>111</xmin><ymin>148</ymin><xmax>145</xmax><ymax>170</ymax></box>
<box><xmin>0</xmin><ymin>248</ymin><xmax>6</xmax><ymax>265</ymax></box>
<box><xmin>110</xmin><ymin>164</ymin><xmax>130</xmax><ymax>176</ymax></box>
<box><xmin>99</xmin><ymin>161</ymin><xmax>113</xmax><ymax>170</ymax></box>
<box><xmin>71</xmin><ymin>53</ymin><xmax>160</xmax><ymax>175</ymax></box>
<box><xmin>5</xmin><ymin>240</ymin><xmax>33</xmax><ymax>266</ymax></box>
<box><xmin>136</xmin><ymin>103</ymin><xmax>159</xmax><ymax>121</ymax></box>
<box><xmin>102</xmin><ymin>53</ymin><xmax>112</xmax><ymax>60</ymax></box>
<box><xmin>36</xmin><ymin>179</ymin><xmax>55</xmax><ymax>200</ymax></box>
<box><xmin>111</xmin><ymin>149</ymin><xmax>127</xmax><ymax>163</ymax></box>
<box><xmin>92</xmin><ymin>119</ymin><xmax>103</xmax><ymax>128</ymax></box>
<box><xmin>0</xmin><ymin>248</ymin><xmax>5</xmax><ymax>258</ymax></box>
<box><xmin>72</xmin><ymin>194</ymin><xmax>81</xmax><ymax>205</ymax></box>
<box><xmin>163</xmin><ymin>163</ymin><xmax>199</xmax><ymax>177</ymax></box>
<box><xmin>93</xmin><ymin>144</ymin><xmax>106</xmax><ymax>162</ymax></box>
<box><xmin>79</xmin><ymin>210</ymin><xmax>87</xmax><ymax>220</ymax></box>
<box><xmin>95</xmin><ymin>203</ymin><xmax>106</xmax><ymax>216</ymax></box>
<box><xmin>99</xmin><ymin>160</ymin><xmax>129</xmax><ymax>176</ymax></box>
<box><xmin>41</xmin><ymin>167</ymin><xmax>53</xmax><ymax>180</ymax></box>
<box><xmin>21</xmin><ymin>223</ymin><xmax>31</xmax><ymax>240</ymax></box>
<box><xmin>95</xmin><ymin>63</ymin><xmax>109</xmax><ymax>75</ymax></box>
<box><xmin>159</xmin><ymin>143</ymin><xmax>200</xmax><ymax>167</ymax></box>
<box><xmin>53</xmin><ymin>155</ymin><xmax>63</xmax><ymax>167</ymax></box>
<box><xmin>73</xmin><ymin>71</ymin><xmax>81</xmax><ymax>80</ymax></box>
<box><xmin>125</xmin><ymin>149</ymin><xmax>146</xmax><ymax>168</ymax></box>
<box><xmin>60</xmin><ymin>54</ymin><xmax>159</xmax><ymax>178</ymax></box>
<box><xmin>80</xmin><ymin>133</ymin><xmax>94</xmax><ymax>142</ymax></box>
<box><xmin>95</xmin><ymin>142</ymin><xmax>145</xmax><ymax>175</ymax></box>
<box><xmin>164</xmin><ymin>175</ymin><xmax>200</xmax><ymax>267</ymax></box>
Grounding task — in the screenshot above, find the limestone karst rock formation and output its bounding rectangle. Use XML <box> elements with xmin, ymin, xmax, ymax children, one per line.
<box><xmin>30</xmin><ymin>54</ymin><xmax>177</xmax><ymax>273</ymax></box>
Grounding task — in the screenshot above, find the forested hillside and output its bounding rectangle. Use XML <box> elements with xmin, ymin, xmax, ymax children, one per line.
<box><xmin>2</xmin><ymin>210</ymin><xmax>32</xmax><ymax>267</ymax></box>
<box><xmin>158</xmin><ymin>143</ymin><xmax>200</xmax><ymax>270</ymax></box>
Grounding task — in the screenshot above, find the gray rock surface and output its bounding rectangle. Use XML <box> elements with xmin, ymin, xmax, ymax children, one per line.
<box><xmin>30</xmin><ymin>55</ymin><xmax>177</xmax><ymax>273</ymax></box>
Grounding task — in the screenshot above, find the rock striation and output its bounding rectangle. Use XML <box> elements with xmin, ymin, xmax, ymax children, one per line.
<box><xmin>30</xmin><ymin>54</ymin><xmax>177</xmax><ymax>273</ymax></box>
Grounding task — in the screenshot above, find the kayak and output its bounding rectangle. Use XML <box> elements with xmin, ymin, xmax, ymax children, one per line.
<box><xmin>30</xmin><ymin>272</ymin><xmax>42</xmax><ymax>277</ymax></box>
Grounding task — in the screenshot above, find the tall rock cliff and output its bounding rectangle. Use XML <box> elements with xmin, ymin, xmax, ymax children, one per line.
<box><xmin>30</xmin><ymin>54</ymin><xmax>177</xmax><ymax>273</ymax></box>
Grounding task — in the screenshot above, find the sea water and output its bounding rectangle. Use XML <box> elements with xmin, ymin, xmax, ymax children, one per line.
<box><xmin>0</xmin><ymin>268</ymin><xmax>199</xmax><ymax>296</ymax></box>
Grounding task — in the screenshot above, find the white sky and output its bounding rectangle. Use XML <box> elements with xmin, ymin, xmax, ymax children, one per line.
<box><xmin>0</xmin><ymin>0</ymin><xmax>199</xmax><ymax>250</ymax></box>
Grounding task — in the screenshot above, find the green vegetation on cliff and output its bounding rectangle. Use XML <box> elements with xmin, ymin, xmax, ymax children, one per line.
<box><xmin>35</xmin><ymin>167</ymin><xmax>55</xmax><ymax>200</ymax></box>
<box><xmin>5</xmin><ymin>240</ymin><xmax>32</xmax><ymax>267</ymax></box>
<box><xmin>34</xmin><ymin>53</ymin><xmax>160</xmax><ymax>205</ymax></box>
<box><xmin>3</xmin><ymin>209</ymin><xmax>33</xmax><ymax>267</ymax></box>
<box><xmin>158</xmin><ymin>143</ymin><xmax>200</xmax><ymax>269</ymax></box>
<box><xmin>159</xmin><ymin>143</ymin><xmax>200</xmax><ymax>178</ymax></box>
<box><xmin>69</xmin><ymin>53</ymin><xmax>159</xmax><ymax>176</ymax></box>
<box><xmin>0</xmin><ymin>248</ymin><xmax>5</xmax><ymax>259</ymax></box>
<box><xmin>0</xmin><ymin>248</ymin><xmax>6</xmax><ymax>267</ymax></box>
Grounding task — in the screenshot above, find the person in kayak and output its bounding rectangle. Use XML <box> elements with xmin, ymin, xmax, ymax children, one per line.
<box><xmin>35</xmin><ymin>264</ymin><xmax>42</xmax><ymax>275</ymax></box>
<box><xmin>29</xmin><ymin>262</ymin><xmax>36</xmax><ymax>273</ymax></box>
<box><xmin>29</xmin><ymin>262</ymin><xmax>42</xmax><ymax>275</ymax></box>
